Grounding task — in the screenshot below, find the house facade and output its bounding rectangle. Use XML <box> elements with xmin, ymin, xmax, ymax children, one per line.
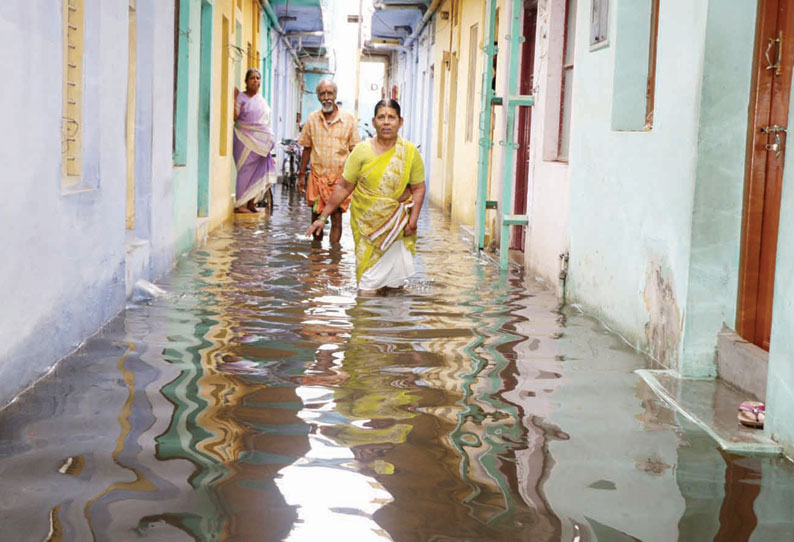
<box><xmin>376</xmin><ymin>0</ymin><xmax>794</xmax><ymax>456</ymax></box>
<box><xmin>0</xmin><ymin>0</ymin><xmax>317</xmax><ymax>406</ymax></box>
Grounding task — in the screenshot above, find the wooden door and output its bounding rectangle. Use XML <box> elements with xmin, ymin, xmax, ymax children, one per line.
<box><xmin>737</xmin><ymin>0</ymin><xmax>794</xmax><ymax>350</ymax></box>
<box><xmin>510</xmin><ymin>4</ymin><xmax>537</xmax><ymax>250</ymax></box>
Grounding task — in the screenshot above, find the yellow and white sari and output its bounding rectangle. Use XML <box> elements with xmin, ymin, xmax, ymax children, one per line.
<box><xmin>342</xmin><ymin>137</ymin><xmax>425</xmax><ymax>289</ymax></box>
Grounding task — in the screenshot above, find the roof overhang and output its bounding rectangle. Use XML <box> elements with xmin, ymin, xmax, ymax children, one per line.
<box><xmin>370</xmin><ymin>0</ymin><xmax>432</xmax><ymax>43</ymax></box>
<box><xmin>269</xmin><ymin>0</ymin><xmax>327</xmax><ymax>60</ymax></box>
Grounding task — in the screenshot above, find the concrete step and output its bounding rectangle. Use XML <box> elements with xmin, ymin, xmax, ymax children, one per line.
<box><xmin>636</xmin><ymin>369</ymin><xmax>782</xmax><ymax>456</ymax></box>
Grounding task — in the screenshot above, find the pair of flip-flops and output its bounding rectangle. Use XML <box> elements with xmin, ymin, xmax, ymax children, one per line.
<box><xmin>738</xmin><ymin>401</ymin><xmax>765</xmax><ymax>428</ymax></box>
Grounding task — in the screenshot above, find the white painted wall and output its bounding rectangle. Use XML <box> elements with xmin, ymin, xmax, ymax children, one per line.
<box><xmin>523</xmin><ymin>0</ymin><xmax>570</xmax><ymax>289</ymax></box>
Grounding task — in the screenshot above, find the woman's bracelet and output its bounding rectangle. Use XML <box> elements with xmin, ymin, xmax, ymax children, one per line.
<box><xmin>317</xmin><ymin>215</ymin><xmax>328</xmax><ymax>224</ymax></box>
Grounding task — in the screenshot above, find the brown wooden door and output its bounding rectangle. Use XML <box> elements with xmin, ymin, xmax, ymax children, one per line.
<box><xmin>737</xmin><ymin>0</ymin><xmax>794</xmax><ymax>350</ymax></box>
<box><xmin>510</xmin><ymin>4</ymin><xmax>537</xmax><ymax>251</ymax></box>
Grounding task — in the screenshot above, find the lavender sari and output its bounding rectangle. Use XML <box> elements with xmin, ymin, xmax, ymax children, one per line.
<box><xmin>233</xmin><ymin>93</ymin><xmax>277</xmax><ymax>206</ymax></box>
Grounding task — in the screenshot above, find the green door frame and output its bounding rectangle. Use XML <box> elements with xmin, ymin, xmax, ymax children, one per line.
<box><xmin>498</xmin><ymin>0</ymin><xmax>533</xmax><ymax>270</ymax></box>
<box><xmin>474</xmin><ymin>0</ymin><xmax>498</xmax><ymax>251</ymax></box>
<box><xmin>197</xmin><ymin>0</ymin><xmax>213</xmax><ymax>217</ymax></box>
<box><xmin>473</xmin><ymin>0</ymin><xmax>534</xmax><ymax>270</ymax></box>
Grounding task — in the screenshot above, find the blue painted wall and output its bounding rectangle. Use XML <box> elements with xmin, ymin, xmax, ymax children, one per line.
<box><xmin>0</xmin><ymin>0</ymin><xmax>177</xmax><ymax>406</ymax></box>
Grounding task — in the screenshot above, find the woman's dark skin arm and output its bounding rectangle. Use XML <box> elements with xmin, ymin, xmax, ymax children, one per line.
<box><xmin>403</xmin><ymin>182</ymin><xmax>425</xmax><ymax>237</ymax></box>
<box><xmin>233</xmin><ymin>88</ymin><xmax>240</xmax><ymax>121</ymax></box>
<box><xmin>305</xmin><ymin>179</ymin><xmax>356</xmax><ymax>236</ymax></box>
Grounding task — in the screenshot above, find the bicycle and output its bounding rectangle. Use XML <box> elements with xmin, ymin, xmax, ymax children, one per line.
<box><xmin>280</xmin><ymin>139</ymin><xmax>301</xmax><ymax>189</ymax></box>
<box><xmin>359</xmin><ymin>122</ymin><xmax>374</xmax><ymax>139</ymax></box>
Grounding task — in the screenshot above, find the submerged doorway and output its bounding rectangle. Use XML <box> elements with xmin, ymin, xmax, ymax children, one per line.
<box><xmin>737</xmin><ymin>0</ymin><xmax>794</xmax><ymax>350</ymax></box>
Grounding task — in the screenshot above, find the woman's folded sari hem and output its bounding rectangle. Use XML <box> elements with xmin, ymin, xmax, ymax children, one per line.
<box><xmin>235</xmin><ymin>172</ymin><xmax>275</xmax><ymax>207</ymax></box>
<box><xmin>358</xmin><ymin>240</ymin><xmax>414</xmax><ymax>290</ymax></box>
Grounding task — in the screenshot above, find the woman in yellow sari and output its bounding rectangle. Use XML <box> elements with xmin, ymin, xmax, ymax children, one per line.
<box><xmin>307</xmin><ymin>100</ymin><xmax>426</xmax><ymax>293</ymax></box>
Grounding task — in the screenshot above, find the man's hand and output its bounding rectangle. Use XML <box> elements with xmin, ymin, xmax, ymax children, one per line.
<box><xmin>403</xmin><ymin>220</ymin><xmax>418</xmax><ymax>237</ymax></box>
<box><xmin>297</xmin><ymin>172</ymin><xmax>306</xmax><ymax>195</ymax></box>
<box><xmin>306</xmin><ymin>218</ymin><xmax>325</xmax><ymax>237</ymax></box>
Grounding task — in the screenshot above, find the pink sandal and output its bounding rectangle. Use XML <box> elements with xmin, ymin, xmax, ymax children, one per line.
<box><xmin>738</xmin><ymin>401</ymin><xmax>765</xmax><ymax>429</ymax></box>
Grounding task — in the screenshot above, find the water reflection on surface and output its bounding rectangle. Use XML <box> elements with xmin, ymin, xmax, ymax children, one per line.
<box><xmin>1</xmin><ymin>185</ymin><xmax>794</xmax><ymax>541</ymax></box>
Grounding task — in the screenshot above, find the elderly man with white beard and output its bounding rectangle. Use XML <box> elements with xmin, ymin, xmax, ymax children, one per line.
<box><xmin>297</xmin><ymin>79</ymin><xmax>361</xmax><ymax>243</ymax></box>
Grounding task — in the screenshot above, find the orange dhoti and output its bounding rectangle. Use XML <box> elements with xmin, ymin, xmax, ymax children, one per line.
<box><xmin>307</xmin><ymin>171</ymin><xmax>352</xmax><ymax>214</ymax></box>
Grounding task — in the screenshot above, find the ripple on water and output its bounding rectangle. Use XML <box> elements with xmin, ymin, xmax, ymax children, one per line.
<box><xmin>1</xmin><ymin>185</ymin><xmax>794</xmax><ymax>541</ymax></box>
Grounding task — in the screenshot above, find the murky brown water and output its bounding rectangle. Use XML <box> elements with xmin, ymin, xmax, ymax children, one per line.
<box><xmin>1</xmin><ymin>185</ymin><xmax>793</xmax><ymax>541</ymax></box>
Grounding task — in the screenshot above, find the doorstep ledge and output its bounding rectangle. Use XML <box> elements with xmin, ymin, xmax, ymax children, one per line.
<box><xmin>636</xmin><ymin>369</ymin><xmax>782</xmax><ymax>457</ymax></box>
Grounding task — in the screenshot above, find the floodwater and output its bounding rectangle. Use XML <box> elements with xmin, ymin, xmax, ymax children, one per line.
<box><xmin>1</xmin><ymin>185</ymin><xmax>793</xmax><ymax>542</ymax></box>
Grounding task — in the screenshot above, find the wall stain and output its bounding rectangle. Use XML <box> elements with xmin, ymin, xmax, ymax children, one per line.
<box><xmin>643</xmin><ymin>262</ymin><xmax>682</xmax><ymax>370</ymax></box>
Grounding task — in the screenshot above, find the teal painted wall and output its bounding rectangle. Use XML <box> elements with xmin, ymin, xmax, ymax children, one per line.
<box><xmin>262</xmin><ymin>20</ymin><xmax>273</xmax><ymax>101</ymax></box>
<box><xmin>680</xmin><ymin>0</ymin><xmax>757</xmax><ymax>378</ymax></box>
<box><xmin>173</xmin><ymin>0</ymin><xmax>202</xmax><ymax>255</ymax></box>
<box><xmin>767</xmin><ymin>92</ymin><xmax>794</xmax><ymax>456</ymax></box>
<box><xmin>197</xmin><ymin>0</ymin><xmax>213</xmax><ymax>218</ymax></box>
<box><xmin>611</xmin><ymin>0</ymin><xmax>653</xmax><ymax>131</ymax></box>
<box><xmin>173</xmin><ymin>0</ymin><xmax>191</xmax><ymax>166</ymax></box>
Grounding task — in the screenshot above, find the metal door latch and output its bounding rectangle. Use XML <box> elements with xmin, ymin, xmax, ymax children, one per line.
<box><xmin>765</xmin><ymin>31</ymin><xmax>783</xmax><ymax>75</ymax></box>
<box><xmin>761</xmin><ymin>125</ymin><xmax>787</xmax><ymax>157</ymax></box>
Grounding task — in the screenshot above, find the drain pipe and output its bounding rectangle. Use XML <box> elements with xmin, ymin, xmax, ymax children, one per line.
<box><xmin>404</xmin><ymin>0</ymin><xmax>442</xmax><ymax>48</ymax></box>
<box><xmin>259</xmin><ymin>0</ymin><xmax>304</xmax><ymax>71</ymax></box>
<box><xmin>373</xmin><ymin>1</ymin><xmax>428</xmax><ymax>13</ymax></box>
<box><xmin>364</xmin><ymin>41</ymin><xmax>411</xmax><ymax>54</ymax></box>
<box><xmin>558</xmin><ymin>251</ymin><xmax>569</xmax><ymax>304</ymax></box>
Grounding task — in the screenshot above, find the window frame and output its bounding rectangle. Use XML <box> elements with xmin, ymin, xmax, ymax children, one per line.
<box><xmin>62</xmin><ymin>0</ymin><xmax>85</xmax><ymax>186</ymax></box>
<box><xmin>645</xmin><ymin>0</ymin><xmax>660</xmax><ymax>129</ymax></box>
<box><xmin>590</xmin><ymin>0</ymin><xmax>609</xmax><ymax>50</ymax></box>
<box><xmin>465</xmin><ymin>23</ymin><xmax>479</xmax><ymax>142</ymax></box>
<box><xmin>557</xmin><ymin>0</ymin><xmax>577</xmax><ymax>161</ymax></box>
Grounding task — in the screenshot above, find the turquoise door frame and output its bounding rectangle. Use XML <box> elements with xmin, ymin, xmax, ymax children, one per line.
<box><xmin>498</xmin><ymin>0</ymin><xmax>533</xmax><ymax>270</ymax></box>
<box><xmin>473</xmin><ymin>0</ymin><xmax>534</xmax><ymax>270</ymax></box>
<box><xmin>173</xmin><ymin>0</ymin><xmax>191</xmax><ymax>166</ymax></box>
<box><xmin>262</xmin><ymin>19</ymin><xmax>273</xmax><ymax>101</ymax></box>
<box><xmin>474</xmin><ymin>0</ymin><xmax>498</xmax><ymax>251</ymax></box>
<box><xmin>197</xmin><ymin>0</ymin><xmax>214</xmax><ymax>217</ymax></box>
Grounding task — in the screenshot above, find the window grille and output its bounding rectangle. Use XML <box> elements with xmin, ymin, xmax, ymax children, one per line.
<box><xmin>465</xmin><ymin>24</ymin><xmax>479</xmax><ymax>142</ymax></box>
<box><xmin>590</xmin><ymin>0</ymin><xmax>609</xmax><ymax>48</ymax></box>
<box><xmin>62</xmin><ymin>0</ymin><xmax>84</xmax><ymax>183</ymax></box>
<box><xmin>559</xmin><ymin>0</ymin><xmax>577</xmax><ymax>160</ymax></box>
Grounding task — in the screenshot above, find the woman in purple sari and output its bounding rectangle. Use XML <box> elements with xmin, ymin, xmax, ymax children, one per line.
<box><xmin>233</xmin><ymin>69</ymin><xmax>277</xmax><ymax>213</ymax></box>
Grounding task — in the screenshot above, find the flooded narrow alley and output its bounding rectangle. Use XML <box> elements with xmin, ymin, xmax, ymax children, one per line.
<box><xmin>1</xmin><ymin>188</ymin><xmax>793</xmax><ymax>542</ymax></box>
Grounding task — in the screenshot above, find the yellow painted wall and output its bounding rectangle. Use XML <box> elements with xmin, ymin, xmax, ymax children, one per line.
<box><xmin>428</xmin><ymin>0</ymin><xmax>491</xmax><ymax>228</ymax></box>
<box><xmin>428</xmin><ymin>0</ymin><xmax>454</xmax><ymax>211</ymax></box>
<box><xmin>449</xmin><ymin>0</ymin><xmax>486</xmax><ymax>226</ymax></box>
<box><xmin>208</xmin><ymin>0</ymin><xmax>263</xmax><ymax>230</ymax></box>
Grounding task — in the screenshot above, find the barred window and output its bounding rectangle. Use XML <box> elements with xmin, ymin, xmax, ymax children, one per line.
<box><xmin>590</xmin><ymin>0</ymin><xmax>609</xmax><ymax>48</ymax></box>
<box><xmin>62</xmin><ymin>0</ymin><xmax>85</xmax><ymax>184</ymax></box>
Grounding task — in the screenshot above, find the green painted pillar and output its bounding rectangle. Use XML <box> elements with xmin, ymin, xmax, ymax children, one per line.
<box><xmin>474</xmin><ymin>0</ymin><xmax>498</xmax><ymax>251</ymax></box>
<box><xmin>197</xmin><ymin>0</ymin><xmax>213</xmax><ymax>217</ymax></box>
<box><xmin>499</xmin><ymin>0</ymin><xmax>533</xmax><ymax>270</ymax></box>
